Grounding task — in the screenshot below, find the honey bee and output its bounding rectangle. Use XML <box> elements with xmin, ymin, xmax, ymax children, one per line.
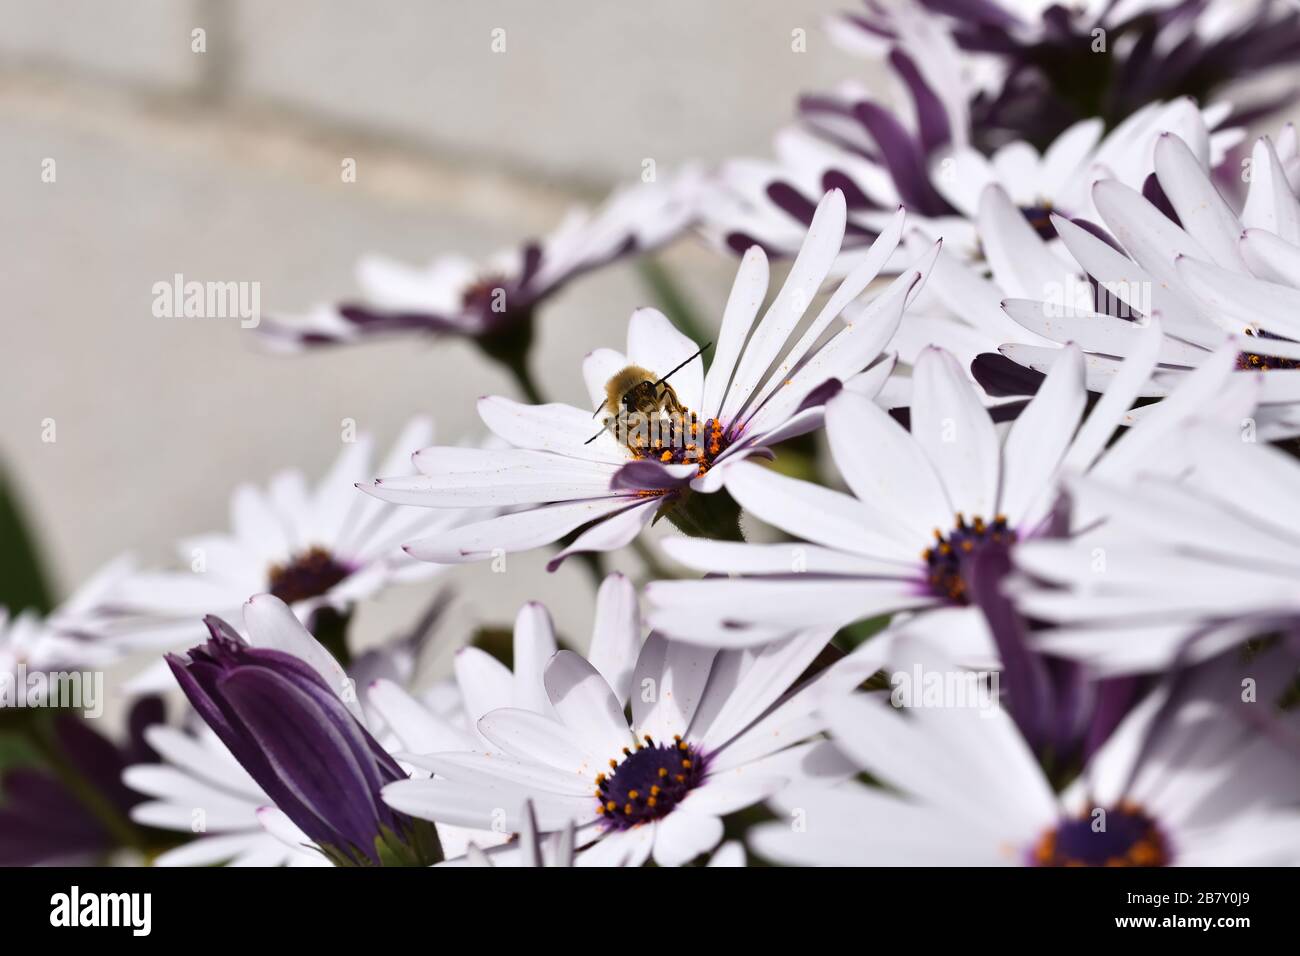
<box><xmin>584</xmin><ymin>342</ymin><xmax>710</xmax><ymax>448</ymax></box>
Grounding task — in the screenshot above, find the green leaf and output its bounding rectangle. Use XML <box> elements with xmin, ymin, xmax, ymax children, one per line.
<box><xmin>0</xmin><ymin>461</ymin><xmax>54</xmax><ymax>615</ymax></box>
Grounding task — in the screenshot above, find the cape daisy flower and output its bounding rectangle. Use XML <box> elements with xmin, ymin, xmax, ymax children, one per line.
<box><xmin>996</xmin><ymin>128</ymin><xmax>1300</xmax><ymax>436</ymax></box>
<box><xmin>831</xmin><ymin>0</ymin><xmax>1300</xmax><ymax>147</ymax></box>
<box><xmin>382</xmin><ymin>627</ymin><xmax>859</xmax><ymax>867</ymax></box>
<box><xmin>710</xmin><ymin>15</ymin><xmax>1236</xmax><ymax>271</ymax></box>
<box><xmin>259</xmin><ymin>173</ymin><xmax>699</xmax><ymax>401</ymax></box>
<box><xmin>752</xmin><ymin>673</ymin><xmax>1300</xmax><ymax>866</ymax></box>
<box><xmin>362</xmin><ymin>572</ymin><xmax>641</xmax><ymax>859</ymax></box>
<box><xmin>361</xmin><ymin>190</ymin><xmax>935</xmax><ymax>570</ymax></box>
<box><xmin>929</xmin><ymin>99</ymin><xmax>1239</xmax><ymax>238</ymax></box>
<box><xmin>0</xmin><ymin>556</ymin><xmax>134</xmax><ymax>699</ymax></box>
<box><xmin>100</xmin><ymin>417</ymin><xmax>480</xmax><ymax>690</ymax></box>
<box><xmin>645</xmin><ymin>334</ymin><xmax>1250</xmax><ymax>652</ymax></box>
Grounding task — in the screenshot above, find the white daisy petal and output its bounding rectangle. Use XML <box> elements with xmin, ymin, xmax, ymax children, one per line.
<box><xmin>646</xmin><ymin>578</ymin><xmax>931</xmax><ymax>646</ymax></box>
<box><xmin>978</xmin><ymin>184</ymin><xmax>1066</xmax><ymax>300</ymax></box>
<box><xmin>1241</xmin><ymin>136</ymin><xmax>1300</xmax><ymax>244</ymax></box>
<box><xmin>707</xmin><ymin>840</ymin><xmax>746</xmax><ymax>867</ymax></box>
<box><xmin>626</xmin><ymin>308</ymin><xmax>705</xmax><ymax>413</ymax></box>
<box><xmin>1175</xmin><ymin>254</ymin><xmax>1300</xmax><ymax>341</ymax></box>
<box><xmin>453</xmin><ymin>646</ymin><xmax>514</xmax><ymax>726</ymax></box>
<box><xmin>630</xmin><ymin>635</ymin><xmax>717</xmax><ymax>742</ymax></box>
<box><xmin>383</xmin><ymin>779</ymin><xmax>594</xmax><ymax>831</ymax></box>
<box><xmin>404</xmin><ymin>497</ymin><xmax>640</xmax><ymax>563</ymax></box>
<box><xmin>477</xmin><ymin>396</ymin><xmax>626</xmax><ymax>463</ymax></box>
<box><xmin>825</xmin><ymin>388</ymin><xmax>951</xmax><ymax>544</ymax></box>
<box><xmin>661</xmin><ymin>538</ymin><xmax>913</xmax><ymax>577</ymax></box>
<box><xmin>511</xmin><ymin>603</ymin><xmax>558</xmax><ymax>715</ymax></box>
<box><xmin>910</xmin><ymin>347</ymin><xmax>1001</xmax><ymax>519</ymax></box>
<box><xmin>587</xmin><ymin>573</ymin><xmax>641</xmax><ymax>705</ymax></box>
<box><xmin>1060</xmin><ymin>316</ymin><xmax>1164</xmax><ymax>474</ymax></box>
<box><xmin>723</xmin><ymin>190</ymin><xmax>847</xmax><ymax>421</ymax></box>
<box><xmin>1153</xmin><ymin>132</ymin><xmax>1244</xmax><ymax>271</ymax></box>
<box><xmin>367</xmin><ymin>679</ymin><xmax>476</xmax><ymax>755</ymax></box>
<box><xmin>703</xmin><ymin>246</ymin><xmax>769</xmax><ymax>420</ymax></box>
<box><xmin>153</xmin><ymin>833</ymin><xmax>284</xmax><ymax>868</ymax></box>
<box><xmin>998</xmin><ymin>343</ymin><xmax>1086</xmax><ymax>526</ymax></box>
<box><xmin>724</xmin><ymin>460</ymin><xmax>913</xmax><ymax>558</ymax></box>
<box><xmin>475</xmin><ymin>708</ymin><xmax>599</xmax><ymax>773</ymax></box>
<box><xmin>545</xmin><ymin>497</ymin><xmax>660</xmax><ymax>571</ymax></box>
<box><xmin>544</xmin><ymin>651</ymin><xmax>634</xmax><ymax>760</ymax></box>
<box><xmin>402</xmin><ymin>752</ymin><xmax>592</xmax><ymax>798</ymax></box>
<box><xmin>652</xmin><ymin>810</ymin><xmax>724</xmax><ymax>867</ymax></box>
<box><xmin>682</xmin><ymin>774</ymin><xmax>787</xmax><ymax>816</ymax></box>
<box><xmin>583</xmin><ymin>347</ymin><xmax>629</xmax><ymax>413</ymax></box>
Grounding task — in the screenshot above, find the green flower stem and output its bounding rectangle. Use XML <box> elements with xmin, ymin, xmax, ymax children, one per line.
<box><xmin>505</xmin><ymin>359</ymin><xmax>546</xmax><ymax>406</ymax></box>
<box><xmin>477</xmin><ymin>309</ymin><xmax>549</xmax><ymax>405</ymax></box>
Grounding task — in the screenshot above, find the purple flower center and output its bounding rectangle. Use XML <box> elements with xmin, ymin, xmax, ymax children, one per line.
<box><xmin>460</xmin><ymin>275</ymin><xmax>508</xmax><ymax>313</ymax></box>
<box><xmin>923</xmin><ymin>514</ymin><xmax>1017</xmax><ymax>605</ymax></box>
<box><xmin>595</xmin><ymin>734</ymin><xmax>705</xmax><ymax>830</ymax></box>
<box><xmin>1237</xmin><ymin>329</ymin><xmax>1300</xmax><ymax>371</ymax></box>
<box><xmin>1032</xmin><ymin>804</ymin><xmax>1170</xmax><ymax>867</ymax></box>
<box><xmin>268</xmin><ymin>547</ymin><xmax>351</xmax><ymax>605</ymax></box>
<box><xmin>626</xmin><ymin>414</ymin><xmax>729</xmax><ymax>478</ymax></box>
<box><xmin>1020</xmin><ymin>202</ymin><xmax>1057</xmax><ymax>240</ymax></box>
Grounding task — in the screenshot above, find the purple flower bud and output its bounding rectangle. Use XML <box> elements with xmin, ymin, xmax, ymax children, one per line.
<box><xmin>167</xmin><ymin>616</ymin><xmax>441</xmax><ymax>866</ymax></box>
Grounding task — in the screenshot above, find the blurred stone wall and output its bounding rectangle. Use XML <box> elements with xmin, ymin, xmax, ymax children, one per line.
<box><xmin>0</xmin><ymin>1</ymin><xmax>867</xmax><ymax>663</ymax></box>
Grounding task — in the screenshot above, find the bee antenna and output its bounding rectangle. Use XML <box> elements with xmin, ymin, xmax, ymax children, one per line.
<box><xmin>583</xmin><ymin>426</ymin><xmax>606</xmax><ymax>445</ymax></box>
<box><xmin>652</xmin><ymin>342</ymin><xmax>712</xmax><ymax>389</ymax></box>
<box><xmin>591</xmin><ymin>398</ymin><xmax>606</xmax><ymax>419</ymax></box>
